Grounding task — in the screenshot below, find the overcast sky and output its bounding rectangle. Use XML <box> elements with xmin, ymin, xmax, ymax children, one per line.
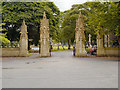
<box><xmin>50</xmin><ymin>0</ymin><xmax>92</xmax><ymax>11</ymax></box>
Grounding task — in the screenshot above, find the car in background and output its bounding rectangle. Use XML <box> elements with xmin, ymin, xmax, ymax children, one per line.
<box><xmin>90</xmin><ymin>47</ymin><xmax>97</xmax><ymax>55</ymax></box>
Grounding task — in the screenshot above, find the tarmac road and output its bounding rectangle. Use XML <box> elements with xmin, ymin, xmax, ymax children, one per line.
<box><xmin>2</xmin><ymin>50</ymin><xmax>118</xmax><ymax>88</ymax></box>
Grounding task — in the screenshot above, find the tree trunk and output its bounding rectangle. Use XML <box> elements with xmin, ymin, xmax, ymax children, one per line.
<box><xmin>62</xmin><ymin>44</ymin><xmax>65</xmax><ymax>50</ymax></box>
<box><xmin>57</xmin><ymin>43</ymin><xmax>59</xmax><ymax>50</ymax></box>
<box><xmin>28</xmin><ymin>41</ymin><xmax>31</xmax><ymax>50</ymax></box>
<box><xmin>68</xmin><ymin>40</ymin><xmax>71</xmax><ymax>49</ymax></box>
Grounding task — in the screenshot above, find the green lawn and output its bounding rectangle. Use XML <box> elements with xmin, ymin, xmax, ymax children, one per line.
<box><xmin>30</xmin><ymin>45</ymin><xmax>92</xmax><ymax>54</ymax></box>
<box><xmin>51</xmin><ymin>45</ymin><xmax>73</xmax><ymax>52</ymax></box>
<box><xmin>51</xmin><ymin>45</ymin><xmax>92</xmax><ymax>54</ymax></box>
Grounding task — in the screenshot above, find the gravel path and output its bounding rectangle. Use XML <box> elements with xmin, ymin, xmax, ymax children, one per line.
<box><xmin>2</xmin><ymin>50</ymin><xmax>118</xmax><ymax>88</ymax></box>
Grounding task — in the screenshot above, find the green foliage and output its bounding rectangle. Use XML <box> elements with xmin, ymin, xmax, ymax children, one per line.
<box><xmin>86</xmin><ymin>47</ymin><xmax>92</xmax><ymax>54</ymax></box>
<box><xmin>61</xmin><ymin>11</ymin><xmax>79</xmax><ymax>43</ymax></box>
<box><xmin>0</xmin><ymin>36</ymin><xmax>10</xmax><ymax>44</ymax></box>
<box><xmin>2</xmin><ymin>1</ymin><xmax>120</xmax><ymax>45</ymax></box>
<box><xmin>87</xmin><ymin>2</ymin><xmax>120</xmax><ymax>42</ymax></box>
<box><xmin>2</xmin><ymin>2</ymin><xmax>60</xmax><ymax>45</ymax></box>
<box><xmin>52</xmin><ymin>12</ymin><xmax>65</xmax><ymax>43</ymax></box>
<box><xmin>61</xmin><ymin>1</ymin><xmax>120</xmax><ymax>44</ymax></box>
<box><xmin>53</xmin><ymin>27</ymin><xmax>62</xmax><ymax>43</ymax></box>
<box><xmin>51</xmin><ymin>45</ymin><xmax>73</xmax><ymax>52</ymax></box>
<box><xmin>0</xmin><ymin>9</ymin><xmax>10</xmax><ymax>45</ymax></box>
<box><xmin>61</xmin><ymin>2</ymin><xmax>91</xmax><ymax>44</ymax></box>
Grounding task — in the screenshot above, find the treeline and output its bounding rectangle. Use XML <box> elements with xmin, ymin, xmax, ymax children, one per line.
<box><xmin>1</xmin><ymin>1</ymin><xmax>120</xmax><ymax>46</ymax></box>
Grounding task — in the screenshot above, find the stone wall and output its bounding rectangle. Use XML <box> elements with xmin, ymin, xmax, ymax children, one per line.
<box><xmin>104</xmin><ymin>48</ymin><xmax>120</xmax><ymax>57</ymax></box>
<box><xmin>0</xmin><ymin>48</ymin><xmax>20</xmax><ymax>57</ymax></box>
<box><xmin>97</xmin><ymin>28</ymin><xmax>120</xmax><ymax>57</ymax></box>
<box><xmin>1</xmin><ymin>20</ymin><xmax>28</xmax><ymax>57</ymax></box>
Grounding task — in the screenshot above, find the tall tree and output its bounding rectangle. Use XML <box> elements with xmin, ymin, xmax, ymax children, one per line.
<box><xmin>61</xmin><ymin>2</ymin><xmax>91</xmax><ymax>47</ymax></box>
<box><xmin>87</xmin><ymin>2</ymin><xmax>120</xmax><ymax>42</ymax></box>
<box><xmin>61</xmin><ymin>1</ymin><xmax>120</xmax><ymax>45</ymax></box>
<box><xmin>0</xmin><ymin>2</ymin><xmax>10</xmax><ymax>45</ymax></box>
<box><xmin>2</xmin><ymin>2</ymin><xmax>60</xmax><ymax>45</ymax></box>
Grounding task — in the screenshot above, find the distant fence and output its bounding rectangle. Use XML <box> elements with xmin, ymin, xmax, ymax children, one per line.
<box><xmin>104</xmin><ymin>42</ymin><xmax>120</xmax><ymax>48</ymax></box>
<box><xmin>1</xmin><ymin>41</ymin><xmax>20</xmax><ymax>57</ymax></box>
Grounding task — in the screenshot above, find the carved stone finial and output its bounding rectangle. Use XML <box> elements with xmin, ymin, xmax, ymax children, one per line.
<box><xmin>22</xmin><ymin>20</ymin><xmax>26</xmax><ymax>25</ymax></box>
<box><xmin>21</xmin><ymin>20</ymin><xmax>27</xmax><ymax>33</ymax></box>
<box><xmin>79</xmin><ymin>11</ymin><xmax>82</xmax><ymax>18</ymax></box>
<box><xmin>43</xmin><ymin>11</ymin><xmax>47</xmax><ymax>19</ymax></box>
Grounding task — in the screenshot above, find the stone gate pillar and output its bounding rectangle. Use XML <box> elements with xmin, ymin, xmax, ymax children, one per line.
<box><xmin>107</xmin><ymin>34</ymin><xmax>110</xmax><ymax>47</ymax></box>
<box><xmin>19</xmin><ymin>20</ymin><xmax>28</xmax><ymax>56</ymax></box>
<box><xmin>97</xmin><ymin>30</ymin><xmax>105</xmax><ymax>56</ymax></box>
<box><xmin>75</xmin><ymin>12</ymin><xmax>87</xmax><ymax>57</ymax></box>
<box><xmin>89</xmin><ymin>34</ymin><xmax>92</xmax><ymax>47</ymax></box>
<box><xmin>104</xmin><ymin>34</ymin><xmax>107</xmax><ymax>47</ymax></box>
<box><xmin>39</xmin><ymin>12</ymin><xmax>50</xmax><ymax>57</ymax></box>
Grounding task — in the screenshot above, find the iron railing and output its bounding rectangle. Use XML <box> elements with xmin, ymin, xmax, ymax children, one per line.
<box><xmin>0</xmin><ymin>41</ymin><xmax>19</xmax><ymax>48</ymax></box>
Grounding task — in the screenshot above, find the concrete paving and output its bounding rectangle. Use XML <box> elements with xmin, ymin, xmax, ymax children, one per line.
<box><xmin>2</xmin><ymin>51</ymin><xmax>118</xmax><ymax>88</ymax></box>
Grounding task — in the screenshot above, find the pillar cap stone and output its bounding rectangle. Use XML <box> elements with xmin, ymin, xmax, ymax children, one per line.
<box><xmin>22</xmin><ymin>20</ymin><xmax>26</xmax><ymax>25</ymax></box>
<box><xmin>79</xmin><ymin>11</ymin><xmax>82</xmax><ymax>18</ymax></box>
<box><xmin>43</xmin><ymin>11</ymin><xmax>47</xmax><ymax>19</ymax></box>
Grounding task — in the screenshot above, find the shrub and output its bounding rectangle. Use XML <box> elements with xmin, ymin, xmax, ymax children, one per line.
<box><xmin>86</xmin><ymin>47</ymin><xmax>92</xmax><ymax>54</ymax></box>
<box><xmin>0</xmin><ymin>36</ymin><xmax>10</xmax><ymax>45</ymax></box>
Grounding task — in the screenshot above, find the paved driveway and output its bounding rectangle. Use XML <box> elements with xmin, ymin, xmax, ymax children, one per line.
<box><xmin>2</xmin><ymin>51</ymin><xmax>118</xmax><ymax>88</ymax></box>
